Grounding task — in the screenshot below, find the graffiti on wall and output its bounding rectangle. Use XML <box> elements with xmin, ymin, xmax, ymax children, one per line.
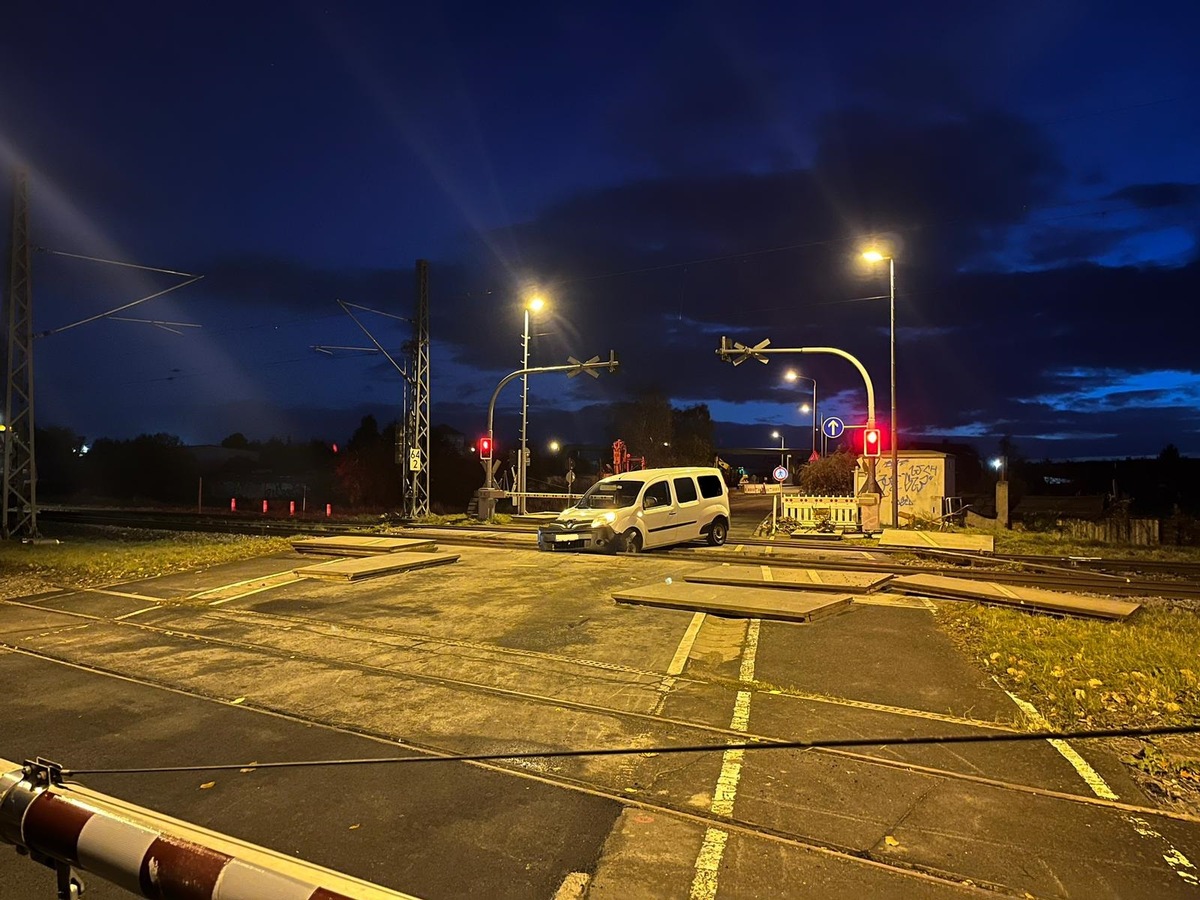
<box><xmin>870</xmin><ymin>459</ymin><xmax>946</xmax><ymax>512</ymax></box>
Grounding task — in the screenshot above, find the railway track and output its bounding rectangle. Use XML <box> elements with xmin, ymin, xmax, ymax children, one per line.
<box><xmin>39</xmin><ymin>506</ymin><xmax>1200</xmax><ymax>601</ymax></box>
<box><xmin>7</xmin><ymin>590</ymin><xmax>1196</xmax><ymax>899</ymax></box>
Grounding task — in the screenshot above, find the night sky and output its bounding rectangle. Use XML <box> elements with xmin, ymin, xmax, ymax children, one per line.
<box><xmin>2</xmin><ymin>2</ymin><xmax>1198</xmax><ymax>461</ymax></box>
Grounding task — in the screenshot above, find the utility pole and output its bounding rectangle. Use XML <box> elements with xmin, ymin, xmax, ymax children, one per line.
<box><xmin>407</xmin><ymin>260</ymin><xmax>430</xmax><ymax>518</ymax></box>
<box><xmin>3</xmin><ymin>169</ymin><xmax>38</xmax><ymax>538</ymax></box>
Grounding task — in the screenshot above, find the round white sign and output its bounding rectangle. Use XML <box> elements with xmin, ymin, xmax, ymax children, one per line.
<box><xmin>773</xmin><ymin>465</ymin><xmax>788</xmax><ymax>482</ymax></box>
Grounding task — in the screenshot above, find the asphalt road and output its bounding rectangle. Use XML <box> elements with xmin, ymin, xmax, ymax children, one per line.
<box><xmin>2</xmin><ymin>533</ymin><xmax>1198</xmax><ymax>899</ymax></box>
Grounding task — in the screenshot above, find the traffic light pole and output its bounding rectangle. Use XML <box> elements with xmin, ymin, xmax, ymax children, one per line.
<box><xmin>717</xmin><ymin>338</ymin><xmax>885</xmax><ymax>532</ymax></box>
<box><xmin>479</xmin><ymin>353</ymin><xmax>618</xmax><ymax>519</ymax></box>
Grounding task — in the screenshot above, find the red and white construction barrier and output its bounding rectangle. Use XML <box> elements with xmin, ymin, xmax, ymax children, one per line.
<box><xmin>0</xmin><ymin>759</ymin><xmax>416</xmax><ymax>900</ymax></box>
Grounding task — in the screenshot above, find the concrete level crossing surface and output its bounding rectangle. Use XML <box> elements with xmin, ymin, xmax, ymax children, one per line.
<box><xmin>1</xmin><ymin>543</ymin><xmax>1197</xmax><ymax>898</ymax></box>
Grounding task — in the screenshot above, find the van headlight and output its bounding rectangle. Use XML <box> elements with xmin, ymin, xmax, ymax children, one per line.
<box><xmin>591</xmin><ymin>512</ymin><xmax>616</xmax><ymax>528</ymax></box>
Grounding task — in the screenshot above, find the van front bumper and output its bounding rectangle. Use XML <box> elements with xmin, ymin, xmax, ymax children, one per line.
<box><xmin>536</xmin><ymin>523</ymin><xmax>617</xmax><ymax>552</ymax></box>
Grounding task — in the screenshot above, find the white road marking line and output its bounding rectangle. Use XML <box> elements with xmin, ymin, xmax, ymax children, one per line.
<box><xmin>738</xmin><ymin>620</ymin><xmax>760</xmax><ymax>685</ymax></box>
<box><xmin>1127</xmin><ymin>817</ymin><xmax>1199</xmax><ymax>886</ymax></box>
<box><xmin>188</xmin><ymin>569</ymin><xmax>298</xmax><ymax>598</ymax></box>
<box><xmin>115</xmin><ymin>605</ymin><xmax>160</xmax><ymax>620</ymax></box>
<box><xmin>655</xmin><ymin>613</ymin><xmax>706</xmax><ymax>714</ymax></box>
<box><xmin>1005</xmin><ymin>690</ymin><xmax>1117</xmax><ymax>799</ymax></box>
<box><xmin>690</xmin><ymin>618</ymin><xmax>760</xmax><ymax>898</ymax></box>
<box><xmin>77</xmin><ymin>587</ymin><xmax>165</xmax><ymax>604</ymax></box>
<box><xmin>207</xmin><ymin>579</ymin><xmax>303</xmax><ymax>607</ymax></box>
<box><xmin>1006</xmin><ymin>689</ymin><xmax>1198</xmax><ymax>887</ymax></box>
<box><xmin>667</xmin><ymin>613</ymin><xmax>707</xmax><ymax>677</ymax></box>
<box><xmin>690</xmin><ymin>828</ymin><xmax>727</xmax><ymax>900</ymax></box>
<box><xmin>760</xmin><ymin>565</ymin><xmax>773</xmax><ymax>582</ymax></box>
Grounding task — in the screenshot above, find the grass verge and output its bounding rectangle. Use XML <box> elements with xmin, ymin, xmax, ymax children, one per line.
<box><xmin>938</xmin><ymin>600</ymin><xmax>1200</xmax><ymax>812</ymax></box>
<box><xmin>0</xmin><ymin>526</ymin><xmax>293</xmax><ymax>590</ymax></box>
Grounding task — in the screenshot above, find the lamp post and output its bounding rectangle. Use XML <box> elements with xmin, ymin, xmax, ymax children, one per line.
<box><xmin>519</xmin><ymin>295</ymin><xmax>545</xmax><ymax>515</ymax></box>
<box><xmin>863</xmin><ymin>250</ymin><xmax>898</xmax><ymax>528</ymax></box>
<box><xmin>785</xmin><ymin>370</ymin><xmax>818</xmax><ymax>459</ymax></box>
<box><xmin>771</xmin><ymin>430</ymin><xmax>786</xmax><ymax>468</ymax></box>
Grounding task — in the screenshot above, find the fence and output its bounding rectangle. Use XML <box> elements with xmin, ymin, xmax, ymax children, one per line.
<box><xmin>1061</xmin><ymin>517</ymin><xmax>1160</xmax><ymax>546</ymax></box>
<box><xmin>780</xmin><ymin>495</ymin><xmax>860</xmax><ymax>529</ymax></box>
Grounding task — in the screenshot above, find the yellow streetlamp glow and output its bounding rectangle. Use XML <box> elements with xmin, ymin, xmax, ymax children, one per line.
<box><xmin>862</xmin><ymin>250</ymin><xmax>884</xmax><ymax>262</ymax></box>
<box><xmin>527</xmin><ymin>295</ymin><xmax>545</xmax><ymax>312</ymax></box>
<box><xmin>784</xmin><ymin>370</ymin><xmax>797</xmax><ymax>382</ymax></box>
<box><xmin>548</xmin><ymin>440</ymin><xmax>560</xmax><ymax>453</ymax></box>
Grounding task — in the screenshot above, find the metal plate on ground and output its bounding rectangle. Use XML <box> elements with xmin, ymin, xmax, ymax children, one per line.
<box><xmin>891</xmin><ymin>573</ymin><xmax>1140</xmax><ymax>619</ymax></box>
<box><xmin>685</xmin><ymin>564</ymin><xmax>891</xmax><ymax>593</ymax></box>
<box><xmin>294</xmin><ymin>552</ymin><xmax>460</xmax><ymax>581</ymax></box>
<box><xmin>877</xmin><ymin>530</ymin><xmax>995</xmax><ymax>553</ymax></box>
<box><xmin>291</xmin><ymin>536</ymin><xmax>437</xmax><ymax>556</ymax></box>
<box><xmin>613</xmin><ymin>581</ymin><xmax>852</xmax><ymax>622</ymax></box>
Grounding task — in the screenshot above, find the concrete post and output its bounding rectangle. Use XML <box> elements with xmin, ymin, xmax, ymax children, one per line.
<box><xmin>996</xmin><ymin>480</ymin><xmax>1010</xmax><ymax>529</ymax></box>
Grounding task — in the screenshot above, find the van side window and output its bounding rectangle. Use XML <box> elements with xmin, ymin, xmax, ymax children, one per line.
<box><xmin>697</xmin><ymin>475</ymin><xmax>724</xmax><ymax>499</ymax></box>
<box><xmin>673</xmin><ymin>477</ymin><xmax>698</xmax><ymax>503</ymax></box>
<box><xmin>643</xmin><ymin>481</ymin><xmax>671</xmax><ymax>508</ymax></box>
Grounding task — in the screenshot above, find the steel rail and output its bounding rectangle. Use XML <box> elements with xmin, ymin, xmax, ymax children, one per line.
<box><xmin>4</xmin><ymin>640</ymin><xmax>1196</xmax><ymax>900</ymax></box>
<box><xmin>37</xmin><ymin>508</ymin><xmax>1200</xmax><ymax>597</ymax></box>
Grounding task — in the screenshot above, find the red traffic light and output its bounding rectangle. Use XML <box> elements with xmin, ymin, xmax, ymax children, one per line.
<box><xmin>863</xmin><ymin>428</ymin><xmax>881</xmax><ymax>457</ymax></box>
<box><xmin>478</xmin><ymin>436</ymin><xmax>493</xmax><ymax>459</ymax></box>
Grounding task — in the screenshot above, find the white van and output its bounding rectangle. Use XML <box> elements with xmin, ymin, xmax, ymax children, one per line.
<box><xmin>537</xmin><ymin>466</ymin><xmax>730</xmax><ymax>553</ymax></box>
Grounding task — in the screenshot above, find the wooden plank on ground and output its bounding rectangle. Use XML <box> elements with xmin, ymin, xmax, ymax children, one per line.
<box><xmin>294</xmin><ymin>552</ymin><xmax>459</xmax><ymax>581</ymax></box>
<box><xmin>891</xmin><ymin>573</ymin><xmax>1140</xmax><ymax>620</ymax></box>
<box><xmin>685</xmin><ymin>564</ymin><xmax>891</xmax><ymax>593</ymax></box>
<box><xmin>291</xmin><ymin>536</ymin><xmax>437</xmax><ymax>556</ymax></box>
<box><xmin>613</xmin><ymin>581</ymin><xmax>852</xmax><ymax>623</ymax></box>
<box><xmin>878</xmin><ymin>530</ymin><xmax>995</xmax><ymax>553</ymax></box>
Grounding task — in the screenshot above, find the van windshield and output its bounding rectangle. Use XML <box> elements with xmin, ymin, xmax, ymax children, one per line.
<box><xmin>575</xmin><ymin>481</ymin><xmax>642</xmax><ymax>509</ymax></box>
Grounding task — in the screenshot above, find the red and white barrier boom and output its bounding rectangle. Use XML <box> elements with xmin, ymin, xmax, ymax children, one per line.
<box><xmin>0</xmin><ymin>757</ymin><xmax>419</xmax><ymax>900</ymax></box>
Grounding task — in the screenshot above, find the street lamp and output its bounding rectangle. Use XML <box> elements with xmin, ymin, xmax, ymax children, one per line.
<box><xmin>991</xmin><ymin>456</ymin><xmax>1007</xmax><ymax>480</ymax></box>
<box><xmin>520</xmin><ymin>295</ymin><xmax>546</xmax><ymax>515</ymax></box>
<box><xmin>548</xmin><ymin>440</ymin><xmax>560</xmax><ymax>453</ymax></box>
<box><xmin>785</xmin><ymin>370</ymin><xmax>818</xmax><ymax>459</ymax></box>
<box><xmin>771</xmin><ymin>430</ymin><xmax>786</xmax><ymax>468</ymax></box>
<box><xmin>863</xmin><ymin>249</ymin><xmax>898</xmax><ymax>528</ymax></box>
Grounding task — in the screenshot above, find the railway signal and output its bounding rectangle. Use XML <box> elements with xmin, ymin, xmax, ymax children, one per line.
<box><xmin>864</xmin><ymin>428</ymin><xmax>881</xmax><ymax>458</ymax></box>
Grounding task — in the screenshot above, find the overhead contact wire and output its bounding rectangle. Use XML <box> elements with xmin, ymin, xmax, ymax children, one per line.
<box><xmin>62</xmin><ymin>722</ymin><xmax>1200</xmax><ymax>777</ymax></box>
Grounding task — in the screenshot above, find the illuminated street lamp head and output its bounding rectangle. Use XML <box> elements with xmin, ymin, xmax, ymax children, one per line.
<box><xmin>799</xmin><ymin>404</ymin><xmax>811</xmax><ymax>414</ymax></box>
<box><xmin>862</xmin><ymin>249</ymin><xmax>886</xmax><ymax>262</ymax></box>
<box><xmin>784</xmin><ymin>370</ymin><xmax>797</xmax><ymax>382</ymax></box>
<box><xmin>548</xmin><ymin>440</ymin><xmax>560</xmax><ymax>453</ymax></box>
<box><xmin>990</xmin><ymin>458</ymin><xmax>1003</xmax><ymax>471</ymax></box>
<box><xmin>527</xmin><ymin>295</ymin><xmax>545</xmax><ymax>313</ymax></box>
<box><xmin>771</xmin><ymin>431</ymin><xmax>780</xmax><ymax>439</ymax></box>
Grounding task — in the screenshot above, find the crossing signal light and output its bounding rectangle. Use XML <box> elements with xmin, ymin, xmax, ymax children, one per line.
<box><xmin>863</xmin><ymin>428</ymin><xmax>881</xmax><ymax>458</ymax></box>
<box><xmin>478</xmin><ymin>436</ymin><xmax>493</xmax><ymax>459</ymax></box>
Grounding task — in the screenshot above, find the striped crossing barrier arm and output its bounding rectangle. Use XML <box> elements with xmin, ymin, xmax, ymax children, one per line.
<box><xmin>0</xmin><ymin>758</ymin><xmax>417</xmax><ymax>900</ymax></box>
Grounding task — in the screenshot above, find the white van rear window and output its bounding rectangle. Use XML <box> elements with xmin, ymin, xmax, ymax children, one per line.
<box><xmin>697</xmin><ymin>475</ymin><xmax>724</xmax><ymax>499</ymax></box>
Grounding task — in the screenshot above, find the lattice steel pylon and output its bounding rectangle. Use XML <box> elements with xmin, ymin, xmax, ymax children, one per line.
<box><xmin>2</xmin><ymin>169</ymin><xmax>38</xmax><ymax>538</ymax></box>
<box><xmin>403</xmin><ymin>259</ymin><xmax>430</xmax><ymax>518</ymax></box>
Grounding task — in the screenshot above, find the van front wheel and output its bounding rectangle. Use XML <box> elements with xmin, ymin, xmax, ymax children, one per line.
<box><xmin>707</xmin><ymin>518</ymin><xmax>729</xmax><ymax>546</ymax></box>
<box><xmin>620</xmin><ymin>528</ymin><xmax>643</xmax><ymax>554</ymax></box>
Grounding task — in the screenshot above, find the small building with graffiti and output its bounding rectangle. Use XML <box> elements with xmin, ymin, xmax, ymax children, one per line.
<box><xmin>852</xmin><ymin>449</ymin><xmax>956</xmax><ymax>528</ymax></box>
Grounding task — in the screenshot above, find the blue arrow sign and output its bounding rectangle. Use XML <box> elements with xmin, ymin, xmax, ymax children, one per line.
<box><xmin>822</xmin><ymin>416</ymin><xmax>845</xmax><ymax>439</ymax></box>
